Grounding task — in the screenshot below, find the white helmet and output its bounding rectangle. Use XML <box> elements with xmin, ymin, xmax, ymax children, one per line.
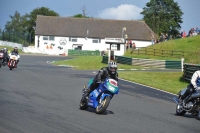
<box><xmin>108</xmin><ymin>61</ymin><xmax>117</xmax><ymax>74</ymax></box>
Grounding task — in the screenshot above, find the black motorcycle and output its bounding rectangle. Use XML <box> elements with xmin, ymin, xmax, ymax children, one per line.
<box><xmin>0</xmin><ymin>52</ymin><xmax>4</xmax><ymax>68</ymax></box>
<box><xmin>173</xmin><ymin>88</ymin><xmax>200</xmax><ymax>119</ymax></box>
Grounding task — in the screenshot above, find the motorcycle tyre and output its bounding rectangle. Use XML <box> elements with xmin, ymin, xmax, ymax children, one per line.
<box><xmin>96</xmin><ymin>96</ymin><xmax>110</xmax><ymax>114</ymax></box>
<box><xmin>10</xmin><ymin>61</ymin><xmax>14</xmax><ymax>70</ymax></box>
<box><xmin>176</xmin><ymin>104</ymin><xmax>186</xmax><ymax>116</ymax></box>
<box><xmin>79</xmin><ymin>98</ymin><xmax>88</xmax><ymax>110</ymax></box>
<box><xmin>197</xmin><ymin>110</ymin><xmax>200</xmax><ymax>120</ymax></box>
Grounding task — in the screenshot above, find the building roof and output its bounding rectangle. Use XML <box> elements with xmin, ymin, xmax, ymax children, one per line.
<box><xmin>35</xmin><ymin>15</ymin><xmax>157</xmax><ymax>41</ymax></box>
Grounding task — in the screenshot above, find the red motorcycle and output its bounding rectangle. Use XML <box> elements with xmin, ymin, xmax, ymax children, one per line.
<box><xmin>7</xmin><ymin>53</ymin><xmax>20</xmax><ymax>70</ymax></box>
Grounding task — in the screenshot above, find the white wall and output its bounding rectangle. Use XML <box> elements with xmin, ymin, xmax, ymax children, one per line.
<box><xmin>0</xmin><ymin>41</ymin><xmax>23</xmax><ymax>49</ymax></box>
<box><xmin>34</xmin><ymin>35</ymin><xmax>152</xmax><ymax>56</ymax></box>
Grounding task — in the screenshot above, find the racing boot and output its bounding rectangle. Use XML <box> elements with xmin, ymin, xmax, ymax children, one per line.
<box><xmin>82</xmin><ymin>88</ymin><xmax>91</xmax><ymax>101</ymax></box>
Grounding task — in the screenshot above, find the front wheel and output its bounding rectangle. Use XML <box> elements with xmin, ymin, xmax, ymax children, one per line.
<box><xmin>197</xmin><ymin>110</ymin><xmax>200</xmax><ymax>120</ymax></box>
<box><xmin>9</xmin><ymin>61</ymin><xmax>15</xmax><ymax>70</ymax></box>
<box><xmin>96</xmin><ymin>96</ymin><xmax>111</xmax><ymax>114</ymax></box>
<box><xmin>176</xmin><ymin>104</ymin><xmax>186</xmax><ymax>116</ymax></box>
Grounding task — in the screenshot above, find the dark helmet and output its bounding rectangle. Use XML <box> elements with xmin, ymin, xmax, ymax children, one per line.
<box><xmin>14</xmin><ymin>47</ymin><xmax>18</xmax><ymax>52</ymax></box>
<box><xmin>108</xmin><ymin>61</ymin><xmax>117</xmax><ymax>74</ymax></box>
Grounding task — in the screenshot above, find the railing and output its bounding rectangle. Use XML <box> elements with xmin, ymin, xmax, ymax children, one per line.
<box><xmin>183</xmin><ymin>64</ymin><xmax>200</xmax><ymax>82</ymax></box>
<box><xmin>131</xmin><ymin>47</ymin><xmax>184</xmax><ymax>58</ymax></box>
<box><xmin>68</xmin><ymin>49</ymin><xmax>100</xmax><ymax>56</ymax></box>
<box><xmin>102</xmin><ymin>55</ymin><xmax>183</xmax><ymax>69</ymax></box>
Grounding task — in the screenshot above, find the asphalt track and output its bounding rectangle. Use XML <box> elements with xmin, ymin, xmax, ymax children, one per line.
<box><xmin>0</xmin><ymin>55</ymin><xmax>199</xmax><ymax>133</ymax></box>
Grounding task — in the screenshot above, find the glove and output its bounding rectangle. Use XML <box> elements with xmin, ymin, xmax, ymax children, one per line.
<box><xmin>195</xmin><ymin>87</ymin><xmax>200</xmax><ymax>91</ymax></box>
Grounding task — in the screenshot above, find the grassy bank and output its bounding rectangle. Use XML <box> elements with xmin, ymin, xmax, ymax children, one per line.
<box><xmin>118</xmin><ymin>71</ymin><xmax>188</xmax><ymax>94</ymax></box>
<box><xmin>125</xmin><ymin>35</ymin><xmax>200</xmax><ymax>64</ymax></box>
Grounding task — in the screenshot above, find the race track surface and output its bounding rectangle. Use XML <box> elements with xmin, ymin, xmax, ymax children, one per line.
<box><xmin>0</xmin><ymin>55</ymin><xmax>199</xmax><ymax>133</ymax></box>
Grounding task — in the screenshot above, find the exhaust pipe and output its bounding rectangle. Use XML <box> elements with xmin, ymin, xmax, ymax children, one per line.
<box><xmin>173</xmin><ymin>97</ymin><xmax>179</xmax><ymax>104</ymax></box>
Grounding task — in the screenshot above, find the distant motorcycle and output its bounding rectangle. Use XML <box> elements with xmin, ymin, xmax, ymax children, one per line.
<box><xmin>173</xmin><ymin>87</ymin><xmax>200</xmax><ymax>119</ymax></box>
<box><xmin>7</xmin><ymin>53</ymin><xmax>20</xmax><ymax>70</ymax></box>
<box><xmin>0</xmin><ymin>51</ymin><xmax>4</xmax><ymax>68</ymax></box>
<box><xmin>79</xmin><ymin>78</ymin><xmax>119</xmax><ymax>114</ymax></box>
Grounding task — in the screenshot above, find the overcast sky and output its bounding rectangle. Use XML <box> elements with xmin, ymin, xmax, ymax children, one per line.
<box><xmin>0</xmin><ymin>0</ymin><xmax>199</xmax><ymax>33</ymax></box>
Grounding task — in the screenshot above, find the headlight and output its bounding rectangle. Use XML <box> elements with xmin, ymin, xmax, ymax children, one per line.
<box><xmin>109</xmin><ymin>86</ymin><xmax>115</xmax><ymax>92</ymax></box>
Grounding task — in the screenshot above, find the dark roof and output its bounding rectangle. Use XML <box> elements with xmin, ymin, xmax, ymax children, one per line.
<box><xmin>35</xmin><ymin>15</ymin><xmax>157</xmax><ymax>41</ymax></box>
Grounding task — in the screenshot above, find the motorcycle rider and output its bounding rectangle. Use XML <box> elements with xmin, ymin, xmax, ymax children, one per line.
<box><xmin>1</xmin><ymin>48</ymin><xmax>9</xmax><ymax>64</ymax></box>
<box><xmin>10</xmin><ymin>47</ymin><xmax>20</xmax><ymax>68</ymax></box>
<box><xmin>181</xmin><ymin>70</ymin><xmax>200</xmax><ymax>103</ymax></box>
<box><xmin>82</xmin><ymin>61</ymin><xmax>118</xmax><ymax>100</ymax></box>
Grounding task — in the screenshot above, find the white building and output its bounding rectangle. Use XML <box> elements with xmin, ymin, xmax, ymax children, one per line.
<box><xmin>34</xmin><ymin>15</ymin><xmax>157</xmax><ymax>56</ymax></box>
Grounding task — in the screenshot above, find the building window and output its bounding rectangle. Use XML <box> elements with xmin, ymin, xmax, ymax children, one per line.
<box><xmin>43</xmin><ymin>36</ymin><xmax>48</xmax><ymax>40</ymax></box>
<box><xmin>117</xmin><ymin>44</ymin><xmax>120</xmax><ymax>50</ymax></box>
<box><xmin>49</xmin><ymin>36</ymin><xmax>55</xmax><ymax>41</ymax></box>
<box><xmin>69</xmin><ymin>37</ymin><xmax>71</xmax><ymax>41</ymax></box>
<box><xmin>71</xmin><ymin>38</ymin><xmax>77</xmax><ymax>42</ymax></box>
<box><xmin>111</xmin><ymin>44</ymin><xmax>120</xmax><ymax>51</ymax></box>
<box><xmin>93</xmin><ymin>39</ymin><xmax>99</xmax><ymax>43</ymax></box>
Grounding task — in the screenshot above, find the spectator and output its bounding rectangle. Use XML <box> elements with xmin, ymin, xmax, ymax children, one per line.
<box><xmin>128</xmin><ymin>40</ymin><xmax>132</xmax><ymax>48</ymax></box>
<box><xmin>130</xmin><ymin>42</ymin><xmax>136</xmax><ymax>54</ymax></box>
<box><xmin>165</xmin><ymin>33</ymin><xmax>169</xmax><ymax>41</ymax></box>
<box><xmin>151</xmin><ymin>32</ymin><xmax>155</xmax><ymax>45</ymax></box>
<box><xmin>180</xmin><ymin>31</ymin><xmax>183</xmax><ymax>37</ymax></box>
<box><xmin>188</xmin><ymin>28</ymin><xmax>193</xmax><ymax>36</ymax></box>
<box><xmin>193</xmin><ymin>27</ymin><xmax>199</xmax><ymax>36</ymax></box>
<box><xmin>183</xmin><ymin>31</ymin><xmax>186</xmax><ymax>38</ymax></box>
<box><xmin>126</xmin><ymin>42</ymin><xmax>128</xmax><ymax>50</ymax></box>
<box><xmin>133</xmin><ymin>42</ymin><xmax>136</xmax><ymax>50</ymax></box>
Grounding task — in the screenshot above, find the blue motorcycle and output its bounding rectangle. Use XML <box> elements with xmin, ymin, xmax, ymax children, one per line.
<box><xmin>79</xmin><ymin>78</ymin><xmax>119</xmax><ymax>114</ymax></box>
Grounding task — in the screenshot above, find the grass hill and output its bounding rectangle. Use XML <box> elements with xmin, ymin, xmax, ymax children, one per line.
<box><xmin>125</xmin><ymin>35</ymin><xmax>200</xmax><ymax>64</ymax></box>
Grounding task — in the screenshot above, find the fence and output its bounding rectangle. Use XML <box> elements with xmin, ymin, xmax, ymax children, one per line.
<box><xmin>130</xmin><ymin>47</ymin><xmax>184</xmax><ymax>58</ymax></box>
<box><xmin>182</xmin><ymin>64</ymin><xmax>200</xmax><ymax>82</ymax></box>
<box><xmin>0</xmin><ymin>41</ymin><xmax>23</xmax><ymax>49</ymax></box>
<box><xmin>102</xmin><ymin>55</ymin><xmax>183</xmax><ymax>69</ymax></box>
<box><xmin>68</xmin><ymin>49</ymin><xmax>100</xmax><ymax>56</ymax></box>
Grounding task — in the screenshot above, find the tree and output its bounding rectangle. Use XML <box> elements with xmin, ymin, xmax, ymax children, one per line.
<box><xmin>72</xmin><ymin>14</ymin><xmax>90</xmax><ymax>18</ymax></box>
<box><xmin>72</xmin><ymin>5</ymin><xmax>91</xmax><ymax>18</ymax></box>
<box><xmin>141</xmin><ymin>0</ymin><xmax>183</xmax><ymax>38</ymax></box>
<box><xmin>5</xmin><ymin>11</ymin><xmax>29</xmax><ymax>33</ymax></box>
<box><xmin>28</xmin><ymin>7</ymin><xmax>59</xmax><ymax>42</ymax></box>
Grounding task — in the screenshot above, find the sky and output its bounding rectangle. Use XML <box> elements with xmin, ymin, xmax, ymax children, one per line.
<box><xmin>0</xmin><ymin>0</ymin><xmax>199</xmax><ymax>34</ymax></box>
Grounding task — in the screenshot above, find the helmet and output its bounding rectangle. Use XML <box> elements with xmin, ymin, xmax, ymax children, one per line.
<box><xmin>14</xmin><ymin>47</ymin><xmax>18</xmax><ymax>52</ymax></box>
<box><xmin>108</xmin><ymin>61</ymin><xmax>117</xmax><ymax>74</ymax></box>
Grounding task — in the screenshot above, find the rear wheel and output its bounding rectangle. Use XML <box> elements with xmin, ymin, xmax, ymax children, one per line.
<box><xmin>176</xmin><ymin>104</ymin><xmax>186</xmax><ymax>116</ymax></box>
<box><xmin>96</xmin><ymin>96</ymin><xmax>111</xmax><ymax>114</ymax></box>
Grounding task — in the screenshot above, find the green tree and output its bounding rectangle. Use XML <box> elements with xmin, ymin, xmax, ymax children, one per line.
<box><xmin>72</xmin><ymin>6</ymin><xmax>91</xmax><ymax>18</ymax></box>
<box><xmin>28</xmin><ymin>7</ymin><xmax>59</xmax><ymax>42</ymax></box>
<box><xmin>5</xmin><ymin>11</ymin><xmax>29</xmax><ymax>33</ymax></box>
<box><xmin>72</xmin><ymin>14</ymin><xmax>90</xmax><ymax>18</ymax></box>
<box><xmin>141</xmin><ymin>0</ymin><xmax>183</xmax><ymax>38</ymax></box>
